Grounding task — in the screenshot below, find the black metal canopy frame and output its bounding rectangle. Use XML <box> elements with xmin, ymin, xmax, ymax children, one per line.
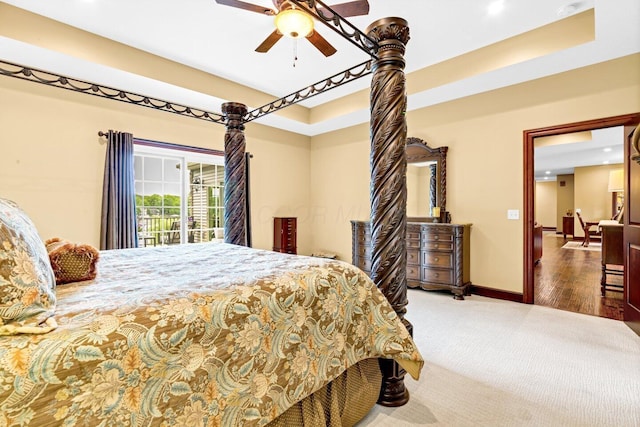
<box><xmin>0</xmin><ymin>2</ymin><xmax>414</xmax><ymax>408</ymax></box>
<box><xmin>0</xmin><ymin>0</ymin><xmax>377</xmax><ymax>125</ymax></box>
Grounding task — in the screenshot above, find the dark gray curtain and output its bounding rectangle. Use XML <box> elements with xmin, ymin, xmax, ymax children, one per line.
<box><xmin>100</xmin><ymin>130</ymin><xmax>138</xmax><ymax>250</ymax></box>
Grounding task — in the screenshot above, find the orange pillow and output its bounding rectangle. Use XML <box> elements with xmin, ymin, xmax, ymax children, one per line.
<box><xmin>45</xmin><ymin>238</ymin><xmax>99</xmax><ymax>285</ymax></box>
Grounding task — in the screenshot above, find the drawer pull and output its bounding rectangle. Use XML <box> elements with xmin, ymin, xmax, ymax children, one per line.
<box><xmin>434</xmin><ymin>273</ymin><xmax>439</xmax><ymax>278</ymax></box>
<box><xmin>434</xmin><ymin>257</ymin><xmax>439</xmax><ymax>262</ymax></box>
<box><xmin>434</xmin><ymin>235</ymin><xmax>440</xmax><ymax>240</ymax></box>
<box><xmin>434</xmin><ymin>244</ymin><xmax>439</xmax><ymax>249</ymax></box>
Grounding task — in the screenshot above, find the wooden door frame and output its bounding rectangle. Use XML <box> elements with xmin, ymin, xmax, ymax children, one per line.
<box><xmin>523</xmin><ymin>112</ymin><xmax>640</xmax><ymax>304</ymax></box>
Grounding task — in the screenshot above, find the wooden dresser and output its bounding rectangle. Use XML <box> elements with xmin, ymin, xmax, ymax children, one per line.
<box><xmin>351</xmin><ymin>220</ymin><xmax>472</xmax><ymax>299</ymax></box>
<box><xmin>273</xmin><ymin>217</ymin><xmax>297</xmax><ymax>254</ymax></box>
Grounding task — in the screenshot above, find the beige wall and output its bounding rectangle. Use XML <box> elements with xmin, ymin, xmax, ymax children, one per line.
<box><xmin>0</xmin><ymin>76</ymin><xmax>312</xmax><ymax>254</ymax></box>
<box><xmin>534</xmin><ymin>166</ymin><xmax>617</xmax><ymax>239</ymax></box>
<box><xmin>556</xmin><ymin>174</ymin><xmax>575</xmax><ymax>234</ymax></box>
<box><xmin>1</xmin><ymin>56</ymin><xmax>638</xmax><ymax>294</ymax></box>
<box><xmin>310</xmin><ymin>54</ymin><xmax>640</xmax><ymax>293</ymax></box>
<box><xmin>535</xmin><ymin>181</ymin><xmax>557</xmax><ymax>229</ymax></box>
<box><xmin>244</xmin><ymin>126</ymin><xmax>311</xmax><ymax>254</ymax></box>
<box><xmin>574</xmin><ymin>164</ymin><xmax>623</xmax><ymax>237</ymax></box>
<box><xmin>0</xmin><ymin>4</ymin><xmax>314</xmax><ymax>254</ymax></box>
<box><xmin>1</xmin><ymin>5</ymin><xmax>638</xmax><ymax>295</ymax></box>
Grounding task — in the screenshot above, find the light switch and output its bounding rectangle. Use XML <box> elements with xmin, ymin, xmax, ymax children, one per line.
<box><xmin>507</xmin><ymin>209</ymin><xmax>520</xmax><ymax>220</ymax></box>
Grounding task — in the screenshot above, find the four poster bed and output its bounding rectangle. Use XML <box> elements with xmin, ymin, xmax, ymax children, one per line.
<box><xmin>0</xmin><ymin>203</ymin><xmax>421</xmax><ymax>425</ymax></box>
<box><xmin>0</xmin><ymin>1</ymin><xmax>418</xmax><ymax>425</ymax></box>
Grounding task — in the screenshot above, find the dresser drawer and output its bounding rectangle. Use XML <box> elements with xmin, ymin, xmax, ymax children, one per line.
<box><xmin>407</xmin><ymin>249</ymin><xmax>420</xmax><ymax>265</ymax></box>
<box><xmin>353</xmin><ymin>232</ymin><xmax>370</xmax><ymax>246</ymax></box>
<box><xmin>422</xmin><ymin>231</ymin><xmax>453</xmax><ymax>243</ymax></box>
<box><xmin>407</xmin><ymin>264</ymin><xmax>420</xmax><ymax>280</ymax></box>
<box><xmin>423</xmin><ymin>241</ymin><xmax>453</xmax><ymax>251</ymax></box>
<box><xmin>406</xmin><ymin>224</ymin><xmax>421</xmax><ymax>240</ymax></box>
<box><xmin>422</xmin><ymin>268</ymin><xmax>454</xmax><ymax>285</ymax></box>
<box><xmin>422</xmin><ymin>251</ymin><xmax>453</xmax><ymax>268</ymax></box>
<box><xmin>355</xmin><ymin>245</ymin><xmax>370</xmax><ymax>257</ymax></box>
<box><xmin>354</xmin><ymin>256</ymin><xmax>371</xmax><ymax>273</ymax></box>
<box><xmin>407</xmin><ymin>239</ymin><xmax>421</xmax><ymax>249</ymax></box>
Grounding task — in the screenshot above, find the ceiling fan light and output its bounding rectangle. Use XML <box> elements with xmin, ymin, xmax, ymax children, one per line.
<box><xmin>275</xmin><ymin>9</ymin><xmax>314</xmax><ymax>39</ymax></box>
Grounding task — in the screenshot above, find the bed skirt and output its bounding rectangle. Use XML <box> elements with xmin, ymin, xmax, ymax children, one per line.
<box><xmin>267</xmin><ymin>358</ymin><xmax>382</xmax><ymax>427</ymax></box>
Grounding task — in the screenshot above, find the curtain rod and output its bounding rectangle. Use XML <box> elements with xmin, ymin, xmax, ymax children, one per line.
<box><xmin>97</xmin><ymin>134</ymin><xmax>254</xmax><ymax>158</ymax></box>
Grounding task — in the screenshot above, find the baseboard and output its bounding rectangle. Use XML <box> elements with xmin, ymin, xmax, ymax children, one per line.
<box><xmin>469</xmin><ymin>285</ymin><xmax>524</xmax><ymax>303</ymax></box>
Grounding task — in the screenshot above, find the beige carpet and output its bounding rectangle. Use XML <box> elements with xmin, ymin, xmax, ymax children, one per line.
<box><xmin>562</xmin><ymin>241</ymin><xmax>601</xmax><ymax>251</ymax></box>
<box><xmin>357</xmin><ymin>290</ymin><xmax>640</xmax><ymax>427</ymax></box>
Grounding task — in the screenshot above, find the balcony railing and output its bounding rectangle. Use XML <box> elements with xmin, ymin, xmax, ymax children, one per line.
<box><xmin>137</xmin><ymin>215</ymin><xmax>223</xmax><ymax>247</ymax></box>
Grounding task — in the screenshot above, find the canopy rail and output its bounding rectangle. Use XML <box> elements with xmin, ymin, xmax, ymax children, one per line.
<box><xmin>0</xmin><ymin>60</ymin><xmax>227</xmax><ymax>125</ymax></box>
<box><xmin>245</xmin><ymin>60</ymin><xmax>372</xmax><ymax>122</ymax></box>
<box><xmin>0</xmin><ymin>3</ymin><xmax>379</xmax><ymax>126</ymax></box>
<box><xmin>289</xmin><ymin>0</ymin><xmax>379</xmax><ymax>57</ymax></box>
<box><xmin>0</xmin><ymin>56</ymin><xmax>373</xmax><ymax>126</ymax></box>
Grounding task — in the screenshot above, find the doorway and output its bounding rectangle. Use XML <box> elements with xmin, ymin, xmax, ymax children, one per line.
<box><xmin>523</xmin><ymin>113</ymin><xmax>640</xmax><ymax>319</ymax></box>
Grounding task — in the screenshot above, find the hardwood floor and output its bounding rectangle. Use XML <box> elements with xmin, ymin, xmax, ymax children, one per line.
<box><xmin>534</xmin><ymin>230</ymin><xmax>624</xmax><ymax>321</ymax></box>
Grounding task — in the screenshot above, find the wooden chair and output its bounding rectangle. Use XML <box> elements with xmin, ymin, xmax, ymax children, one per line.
<box><xmin>600</xmin><ymin>223</ymin><xmax>624</xmax><ymax>295</ymax></box>
<box><xmin>169</xmin><ymin>221</ymin><xmax>181</xmax><ymax>244</ymax></box>
<box><xmin>169</xmin><ymin>220</ymin><xmax>197</xmax><ymax>244</ymax></box>
<box><xmin>187</xmin><ymin>220</ymin><xmax>197</xmax><ymax>243</ymax></box>
<box><xmin>576</xmin><ymin>211</ymin><xmax>599</xmax><ymax>247</ymax></box>
<box><xmin>612</xmin><ymin>205</ymin><xmax>624</xmax><ymax>223</ymax></box>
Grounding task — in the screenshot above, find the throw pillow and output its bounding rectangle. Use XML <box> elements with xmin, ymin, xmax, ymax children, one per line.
<box><xmin>45</xmin><ymin>238</ymin><xmax>99</xmax><ymax>285</ymax></box>
<box><xmin>0</xmin><ymin>198</ymin><xmax>57</xmax><ymax>334</ymax></box>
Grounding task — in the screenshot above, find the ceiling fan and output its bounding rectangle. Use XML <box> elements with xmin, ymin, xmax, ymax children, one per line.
<box><xmin>214</xmin><ymin>0</ymin><xmax>370</xmax><ymax>57</ymax></box>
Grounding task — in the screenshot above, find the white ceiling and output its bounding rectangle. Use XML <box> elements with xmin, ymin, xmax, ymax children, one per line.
<box><xmin>0</xmin><ymin>0</ymin><xmax>638</xmax><ymax>146</ymax></box>
<box><xmin>534</xmin><ymin>127</ymin><xmax>625</xmax><ymax>181</ymax></box>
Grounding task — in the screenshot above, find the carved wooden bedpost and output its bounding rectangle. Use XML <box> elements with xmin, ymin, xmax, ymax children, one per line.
<box><xmin>222</xmin><ymin>102</ymin><xmax>249</xmax><ymax>246</ymax></box>
<box><xmin>367</xmin><ymin>17</ymin><xmax>411</xmax><ymax>406</ymax></box>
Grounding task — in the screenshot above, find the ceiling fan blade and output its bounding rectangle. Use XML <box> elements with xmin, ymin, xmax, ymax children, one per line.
<box><xmin>306</xmin><ymin>31</ymin><xmax>337</xmax><ymax>57</ymax></box>
<box><xmin>319</xmin><ymin>0</ymin><xmax>369</xmax><ymax>17</ymax></box>
<box><xmin>214</xmin><ymin>0</ymin><xmax>276</xmax><ymax>15</ymax></box>
<box><xmin>255</xmin><ymin>30</ymin><xmax>283</xmax><ymax>53</ymax></box>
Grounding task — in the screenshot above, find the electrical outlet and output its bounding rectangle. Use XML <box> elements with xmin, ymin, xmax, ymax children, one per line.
<box><xmin>507</xmin><ymin>209</ymin><xmax>520</xmax><ymax>220</ymax></box>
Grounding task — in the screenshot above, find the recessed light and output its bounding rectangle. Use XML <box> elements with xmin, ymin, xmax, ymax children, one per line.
<box><xmin>488</xmin><ymin>0</ymin><xmax>505</xmax><ymax>16</ymax></box>
<box><xmin>557</xmin><ymin>1</ymin><xmax>584</xmax><ymax>17</ymax></box>
<box><xmin>544</xmin><ymin>177</ymin><xmax>549</xmax><ymax>180</ymax></box>
<box><xmin>603</xmin><ymin>160</ymin><xmax>610</xmax><ymax>164</ymax></box>
<box><xmin>603</xmin><ymin>147</ymin><xmax>612</xmax><ymax>152</ymax></box>
<box><xmin>545</xmin><ymin>171</ymin><xmax>551</xmax><ymax>174</ymax></box>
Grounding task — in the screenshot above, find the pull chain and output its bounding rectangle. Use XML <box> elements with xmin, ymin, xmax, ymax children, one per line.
<box><xmin>293</xmin><ymin>39</ymin><xmax>298</xmax><ymax>68</ymax></box>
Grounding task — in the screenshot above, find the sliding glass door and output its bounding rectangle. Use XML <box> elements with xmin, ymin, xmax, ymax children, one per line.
<box><xmin>134</xmin><ymin>142</ymin><xmax>224</xmax><ymax>246</ymax></box>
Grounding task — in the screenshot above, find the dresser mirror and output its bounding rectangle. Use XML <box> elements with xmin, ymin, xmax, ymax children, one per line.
<box><xmin>406</xmin><ymin>137</ymin><xmax>448</xmax><ymax>222</ymax></box>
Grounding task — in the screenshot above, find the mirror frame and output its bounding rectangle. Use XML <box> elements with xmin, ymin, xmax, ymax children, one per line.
<box><xmin>406</xmin><ymin>137</ymin><xmax>448</xmax><ymax>222</ymax></box>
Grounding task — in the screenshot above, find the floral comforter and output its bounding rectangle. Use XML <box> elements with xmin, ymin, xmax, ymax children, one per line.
<box><xmin>0</xmin><ymin>243</ymin><xmax>423</xmax><ymax>426</ymax></box>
